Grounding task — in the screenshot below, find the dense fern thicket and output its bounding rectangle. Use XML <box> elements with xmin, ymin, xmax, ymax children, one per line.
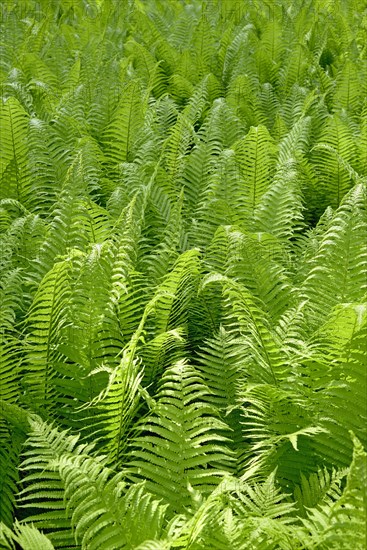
<box><xmin>0</xmin><ymin>0</ymin><xmax>366</xmax><ymax>548</ymax></box>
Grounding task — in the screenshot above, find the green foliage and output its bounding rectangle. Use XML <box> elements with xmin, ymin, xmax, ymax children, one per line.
<box><xmin>127</xmin><ymin>360</ymin><xmax>234</xmax><ymax>512</ymax></box>
<box><xmin>1</xmin><ymin>0</ymin><xmax>366</xmax><ymax>548</ymax></box>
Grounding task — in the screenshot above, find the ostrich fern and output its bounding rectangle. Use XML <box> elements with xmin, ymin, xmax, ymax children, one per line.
<box><xmin>0</xmin><ymin>0</ymin><xmax>366</xmax><ymax>548</ymax></box>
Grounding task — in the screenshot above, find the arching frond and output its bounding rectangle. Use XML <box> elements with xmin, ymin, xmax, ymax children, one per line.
<box><xmin>301</xmin><ymin>435</ymin><xmax>367</xmax><ymax>549</ymax></box>
<box><xmin>0</xmin><ymin>520</ymin><xmax>55</xmax><ymax>550</ymax></box>
<box><xmin>1</xmin><ymin>1</ymin><xmax>366</xmax><ymax>547</ymax></box>
<box><xmin>127</xmin><ymin>360</ymin><xmax>234</xmax><ymax>512</ymax></box>
<box><xmin>233</xmin><ymin>125</ymin><xmax>277</xmax><ymax>216</ymax></box>
<box><xmin>0</xmin><ymin>98</ymin><xmax>30</xmax><ymax>204</ymax></box>
<box><xmin>301</xmin><ymin>183</ymin><xmax>367</xmax><ymax>325</ymax></box>
<box><xmin>23</xmin><ymin>255</ymin><xmax>74</xmax><ymax>412</ymax></box>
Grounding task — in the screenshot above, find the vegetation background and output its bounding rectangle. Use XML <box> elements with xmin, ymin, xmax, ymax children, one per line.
<box><xmin>0</xmin><ymin>0</ymin><xmax>366</xmax><ymax>548</ymax></box>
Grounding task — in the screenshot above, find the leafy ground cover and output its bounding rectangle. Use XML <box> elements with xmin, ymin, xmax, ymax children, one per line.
<box><xmin>0</xmin><ymin>0</ymin><xmax>366</xmax><ymax>548</ymax></box>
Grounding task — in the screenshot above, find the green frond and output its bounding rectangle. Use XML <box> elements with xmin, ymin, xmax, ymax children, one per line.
<box><xmin>311</xmin><ymin>113</ymin><xmax>357</xmax><ymax>208</ymax></box>
<box><xmin>254</xmin><ymin>160</ymin><xmax>305</xmax><ymax>243</ymax></box>
<box><xmin>76</xmin><ymin>288</ymin><xmax>168</xmax><ymax>464</ymax></box>
<box><xmin>255</xmin><ymin>19</ymin><xmax>285</xmax><ymax>86</ymax></box>
<box><xmin>141</xmin><ymin>328</ymin><xmax>186</xmax><ymax>389</ymax></box>
<box><xmin>302</xmin><ymin>434</ymin><xmax>367</xmax><ymax>549</ymax></box>
<box><xmin>33</xmin><ymin>173</ymin><xmax>92</xmax><ymax>280</ymax></box>
<box><xmin>163</xmin><ymin>113</ymin><xmax>196</xmax><ymax>194</ymax></box>
<box><xmin>0</xmin><ymin>336</ymin><xmax>23</xmax><ymax>525</ymax></box>
<box><xmin>79</xmin><ymin>351</ymin><xmax>143</xmax><ymax>465</ymax></box>
<box><xmin>301</xmin><ymin>183</ymin><xmax>367</xmax><ymax>325</ymax></box>
<box><xmin>17</xmin><ymin>415</ymin><xmax>167</xmax><ymax>549</ymax></box>
<box><xmin>356</xmin><ymin>105</ymin><xmax>367</xmax><ymax>176</ymax></box>
<box><xmin>127</xmin><ymin>360</ymin><xmax>234</xmax><ymax>512</ymax></box>
<box><xmin>125</xmin><ymin>39</ymin><xmax>168</xmax><ymax>98</ymax></box>
<box><xmin>280</xmin><ymin>43</ymin><xmax>312</xmax><ymax>94</ymax></box>
<box><xmin>277</xmin><ymin>116</ymin><xmax>311</xmax><ymax>165</ymax></box>
<box><xmin>17</xmin><ymin>418</ymin><xmax>83</xmax><ymax>548</ymax></box>
<box><xmin>147</xmin><ymin>249</ymin><xmax>201</xmax><ymax>337</ymax></box>
<box><xmin>102</xmin><ymin>81</ymin><xmax>146</xmax><ymax>166</ymax></box>
<box><xmin>215</xmin><ymin>228</ymin><xmax>294</xmax><ymax>320</ymax></box>
<box><xmin>309</xmin><ymin>312</ymin><xmax>367</xmax><ymax>467</ymax></box>
<box><xmin>23</xmin><ymin>256</ymin><xmax>73</xmax><ymax>411</ymax></box>
<box><xmin>226</xmin><ymin>69</ymin><xmax>261</xmax><ymax>126</ymax></box>
<box><xmin>201</xmin><ymin>274</ymin><xmax>283</xmax><ymax>384</ymax></box>
<box><xmin>174</xmin><ymin>472</ymin><xmax>306</xmax><ymax>550</ymax></box>
<box><xmin>0</xmin><ymin>521</ymin><xmax>15</xmax><ymax>550</ymax></box>
<box><xmin>26</xmin><ymin>118</ymin><xmax>59</xmax><ymax>215</ymax></box>
<box><xmin>1</xmin><ymin>2</ymin><xmax>366</xmax><ymax>547</ymax></box>
<box><xmin>0</xmin><ymin>269</ymin><xmax>24</xmax><ymax>331</ymax></box>
<box><xmin>334</xmin><ymin>59</ymin><xmax>365</xmax><ymax>115</ymax></box>
<box><xmin>0</xmin><ymin>98</ymin><xmax>30</xmax><ymax>204</ymax></box>
<box><xmin>0</xmin><ymin>520</ymin><xmax>55</xmax><ymax>550</ymax></box>
<box><xmin>238</xmin><ymin>384</ymin><xmax>325</xmax><ymax>485</ymax></box>
<box><xmin>194</xmin><ymin>327</ymin><xmax>246</xmax><ymax>467</ymax></box>
<box><xmin>294</xmin><ymin>467</ymin><xmax>345</xmax><ymax>517</ymax></box>
<box><xmin>188</xmin><ymin>150</ymin><xmax>241</xmax><ymax>249</ymax></box>
<box><xmin>195</xmin><ymin>327</ymin><xmax>244</xmax><ymax>412</ymax></box>
<box><xmin>55</xmin><ymin>453</ymin><xmax>167</xmax><ymax>550</ymax></box>
<box><xmin>143</xmin><ymin>192</ymin><xmax>185</xmax><ymax>286</ymax></box>
<box><xmin>0</xmin><ymin>425</ymin><xmax>23</xmax><ymax>526</ymax></box>
<box><xmin>233</xmin><ymin>125</ymin><xmax>277</xmax><ymax>216</ymax></box>
<box><xmin>192</xmin><ymin>9</ymin><xmax>215</xmax><ymax>68</ymax></box>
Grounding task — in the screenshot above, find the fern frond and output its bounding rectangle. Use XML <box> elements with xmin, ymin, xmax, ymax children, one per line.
<box><xmin>188</xmin><ymin>150</ymin><xmax>240</xmax><ymax>249</ymax></box>
<box><xmin>18</xmin><ymin>418</ymin><xmax>82</xmax><ymax>548</ymax></box>
<box><xmin>174</xmin><ymin>472</ymin><xmax>305</xmax><ymax>550</ymax></box>
<box><xmin>294</xmin><ymin>467</ymin><xmax>345</xmax><ymax>517</ymax></box>
<box><xmin>141</xmin><ymin>328</ymin><xmax>186</xmax><ymax>389</ymax></box>
<box><xmin>221</xmin><ymin>228</ymin><xmax>294</xmax><ymax>320</ymax></box>
<box><xmin>357</xmin><ymin>105</ymin><xmax>367</xmax><ymax>176</ymax></box>
<box><xmin>127</xmin><ymin>360</ymin><xmax>234</xmax><ymax>512</ymax></box>
<box><xmin>226</xmin><ymin>73</ymin><xmax>261</xmax><ymax>128</ymax></box>
<box><xmin>195</xmin><ymin>327</ymin><xmax>244</xmax><ymax>413</ymax></box>
<box><xmin>0</xmin><ymin>98</ymin><xmax>30</xmax><ymax>204</ymax></box>
<box><xmin>0</xmin><ymin>335</ymin><xmax>23</xmax><ymax>525</ymax></box>
<box><xmin>143</xmin><ymin>191</ymin><xmax>185</xmax><ymax>286</ymax></box>
<box><xmin>77</xmin><ymin>289</ymin><xmax>165</xmax><ymax>464</ymax></box>
<box><xmin>334</xmin><ymin>59</ymin><xmax>364</xmax><ymax>115</ymax></box>
<box><xmin>102</xmin><ymin>81</ymin><xmax>146</xmax><ymax>166</ymax></box>
<box><xmin>79</xmin><ymin>351</ymin><xmax>143</xmax><ymax>465</ymax></box>
<box><xmin>163</xmin><ymin>113</ymin><xmax>196</xmax><ymax>195</ymax></box>
<box><xmin>255</xmin><ymin>20</ymin><xmax>284</xmax><ymax>86</ymax></box>
<box><xmin>147</xmin><ymin>249</ymin><xmax>201</xmax><ymax>337</ymax></box>
<box><xmin>301</xmin><ymin>183</ymin><xmax>367</xmax><ymax>325</ymax></box>
<box><xmin>0</xmin><ymin>425</ymin><xmax>23</xmax><ymax>526</ymax></box>
<box><xmin>309</xmin><ymin>311</ymin><xmax>367</xmax><ymax>467</ymax></box>
<box><xmin>311</xmin><ymin>113</ymin><xmax>357</xmax><ymax>207</ymax></box>
<box><xmin>253</xmin><ymin>160</ymin><xmax>305</xmax><ymax>244</ymax></box>
<box><xmin>233</xmin><ymin>125</ymin><xmax>277</xmax><ymax>216</ymax></box>
<box><xmin>23</xmin><ymin>255</ymin><xmax>73</xmax><ymax>411</ymax></box>
<box><xmin>0</xmin><ymin>520</ymin><xmax>55</xmax><ymax>550</ymax></box>
<box><xmin>238</xmin><ymin>384</ymin><xmax>326</xmax><ymax>485</ymax></box>
<box><xmin>201</xmin><ymin>274</ymin><xmax>283</xmax><ymax>384</ymax></box>
<box><xmin>302</xmin><ymin>434</ymin><xmax>367</xmax><ymax>549</ymax></box>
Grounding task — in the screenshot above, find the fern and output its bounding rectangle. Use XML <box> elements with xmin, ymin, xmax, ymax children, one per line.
<box><xmin>0</xmin><ymin>520</ymin><xmax>55</xmax><ymax>550</ymax></box>
<box><xmin>102</xmin><ymin>81</ymin><xmax>146</xmax><ymax>166</ymax></box>
<box><xmin>311</xmin><ymin>113</ymin><xmax>357</xmax><ymax>208</ymax></box>
<box><xmin>233</xmin><ymin>124</ymin><xmax>277</xmax><ymax>216</ymax></box>
<box><xmin>0</xmin><ymin>1</ymin><xmax>366</xmax><ymax>547</ymax></box>
<box><xmin>22</xmin><ymin>255</ymin><xmax>74</xmax><ymax>412</ymax></box>
<box><xmin>127</xmin><ymin>360</ymin><xmax>234</xmax><ymax>512</ymax></box>
<box><xmin>301</xmin><ymin>183</ymin><xmax>367</xmax><ymax>326</ymax></box>
<box><xmin>301</xmin><ymin>434</ymin><xmax>367</xmax><ymax>549</ymax></box>
<box><xmin>0</xmin><ymin>98</ymin><xmax>30</xmax><ymax>203</ymax></box>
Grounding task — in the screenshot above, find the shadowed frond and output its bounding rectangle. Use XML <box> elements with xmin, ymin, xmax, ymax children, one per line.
<box><xmin>127</xmin><ymin>360</ymin><xmax>234</xmax><ymax>512</ymax></box>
